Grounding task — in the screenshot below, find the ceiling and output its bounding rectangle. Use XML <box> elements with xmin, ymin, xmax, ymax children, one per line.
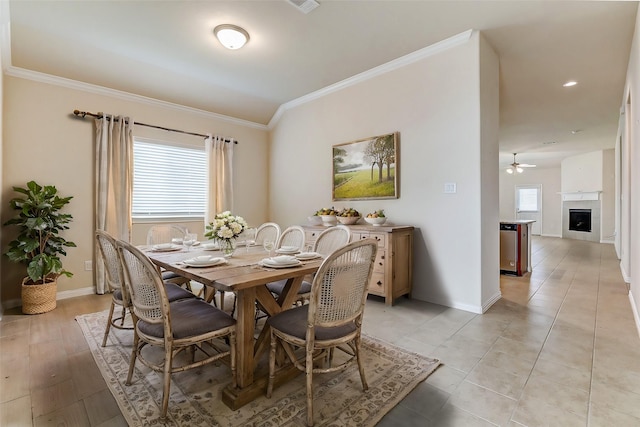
<box><xmin>4</xmin><ymin>1</ymin><xmax>638</xmax><ymax>169</ymax></box>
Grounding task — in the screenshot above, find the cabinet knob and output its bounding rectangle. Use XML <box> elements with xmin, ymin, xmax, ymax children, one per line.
<box><xmin>376</xmin><ymin>281</ymin><xmax>382</xmax><ymax>286</ymax></box>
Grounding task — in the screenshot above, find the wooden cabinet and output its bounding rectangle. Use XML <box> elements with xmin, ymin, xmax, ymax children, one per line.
<box><xmin>302</xmin><ymin>224</ymin><xmax>414</xmax><ymax>306</ymax></box>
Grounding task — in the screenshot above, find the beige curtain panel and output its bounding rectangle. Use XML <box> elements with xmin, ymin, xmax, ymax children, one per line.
<box><xmin>94</xmin><ymin>115</ymin><xmax>133</xmax><ymax>294</ymax></box>
<box><xmin>205</xmin><ymin>135</ymin><xmax>234</xmax><ymax>224</ymax></box>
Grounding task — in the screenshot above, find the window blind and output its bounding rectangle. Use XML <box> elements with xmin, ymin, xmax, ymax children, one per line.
<box><xmin>132</xmin><ymin>139</ymin><xmax>207</xmax><ymax>219</ymax></box>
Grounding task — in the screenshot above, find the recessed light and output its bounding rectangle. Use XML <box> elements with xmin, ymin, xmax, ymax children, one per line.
<box><xmin>571</xmin><ymin>130</ymin><xmax>582</xmax><ymax>134</ymax></box>
<box><xmin>543</xmin><ymin>141</ymin><xmax>557</xmax><ymax>145</ymax></box>
<box><xmin>563</xmin><ymin>81</ymin><xmax>578</xmax><ymax>87</ymax></box>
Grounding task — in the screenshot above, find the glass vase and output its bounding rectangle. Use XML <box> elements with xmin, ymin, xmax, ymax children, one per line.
<box><xmin>221</xmin><ymin>239</ymin><xmax>236</xmax><ymax>258</ymax></box>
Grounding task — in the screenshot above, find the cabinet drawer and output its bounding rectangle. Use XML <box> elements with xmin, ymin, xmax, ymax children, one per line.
<box><xmin>374</xmin><ymin>250</ymin><xmax>385</xmax><ymax>273</ymax></box>
<box><xmin>353</xmin><ymin>232</ymin><xmax>386</xmax><ymax>247</ymax></box>
<box><xmin>304</xmin><ymin>230</ymin><xmax>320</xmax><ymax>244</ymax></box>
<box><xmin>368</xmin><ymin>272</ymin><xmax>386</xmax><ymax>296</ymax></box>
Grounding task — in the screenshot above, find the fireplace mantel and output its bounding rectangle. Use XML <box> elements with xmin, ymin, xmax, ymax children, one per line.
<box><xmin>560</xmin><ymin>191</ymin><xmax>601</xmax><ymax>201</ymax></box>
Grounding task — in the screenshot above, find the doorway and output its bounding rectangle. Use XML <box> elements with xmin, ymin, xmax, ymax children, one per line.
<box><xmin>516</xmin><ymin>185</ymin><xmax>542</xmax><ymax>235</ymax></box>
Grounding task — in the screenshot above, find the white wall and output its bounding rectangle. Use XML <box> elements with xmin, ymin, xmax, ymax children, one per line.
<box><xmin>1</xmin><ymin>74</ymin><xmax>269</xmax><ymax>307</ymax></box>
<box><xmin>561</xmin><ymin>151</ymin><xmax>603</xmax><ymax>192</ymax></box>
<box><xmin>270</xmin><ymin>31</ymin><xmax>500</xmax><ymax>313</ymax></box>
<box><xmin>626</xmin><ymin>7</ymin><xmax>640</xmax><ymax>332</ymax></box>
<box><xmin>499</xmin><ymin>167</ymin><xmax>562</xmax><ymax>237</ymax></box>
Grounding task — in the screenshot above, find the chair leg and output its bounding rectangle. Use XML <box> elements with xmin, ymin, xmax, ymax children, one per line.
<box><xmin>161</xmin><ymin>346</ymin><xmax>173</xmax><ymax>418</ymax></box>
<box><xmin>101</xmin><ymin>300</ymin><xmax>116</xmax><ymax>347</ymax></box>
<box><xmin>354</xmin><ymin>336</ymin><xmax>368</xmax><ymax>391</ymax></box>
<box><xmin>126</xmin><ymin>332</ymin><xmax>140</xmax><ymax>386</ymax></box>
<box><xmin>306</xmin><ymin>345</ymin><xmax>315</xmax><ymax>427</ymax></box>
<box><xmin>266</xmin><ymin>331</ymin><xmax>277</xmax><ymax>398</ymax></box>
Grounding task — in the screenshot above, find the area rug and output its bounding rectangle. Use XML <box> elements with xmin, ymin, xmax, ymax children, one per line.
<box><xmin>76</xmin><ymin>309</ymin><xmax>440</xmax><ymax>426</ymax></box>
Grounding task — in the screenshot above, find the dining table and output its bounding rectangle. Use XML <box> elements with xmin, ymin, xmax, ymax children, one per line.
<box><xmin>143</xmin><ymin>242</ymin><xmax>323</xmax><ymax>410</ymax></box>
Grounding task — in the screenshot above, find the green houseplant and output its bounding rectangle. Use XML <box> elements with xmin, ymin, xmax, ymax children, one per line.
<box><xmin>4</xmin><ymin>181</ymin><xmax>76</xmax><ymax>314</ymax></box>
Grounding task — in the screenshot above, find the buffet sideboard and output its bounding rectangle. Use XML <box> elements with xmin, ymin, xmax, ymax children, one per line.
<box><xmin>301</xmin><ymin>224</ymin><xmax>414</xmax><ymax>305</ymax></box>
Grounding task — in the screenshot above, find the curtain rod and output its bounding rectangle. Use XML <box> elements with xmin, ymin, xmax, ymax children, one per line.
<box><xmin>72</xmin><ymin>110</ymin><xmax>238</xmax><ymax>144</ymax></box>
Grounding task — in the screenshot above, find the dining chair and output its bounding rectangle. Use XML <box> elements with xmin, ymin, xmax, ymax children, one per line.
<box><xmin>265</xmin><ymin>239</ymin><xmax>378</xmax><ymax>426</ymax></box>
<box><xmin>95</xmin><ymin>230</ymin><xmax>134</xmax><ymax>347</ymax></box>
<box><xmin>275</xmin><ymin>225</ymin><xmax>306</xmax><ymax>252</ymax></box>
<box><xmin>254</xmin><ymin>222</ymin><xmax>281</xmax><ymax>247</ymax></box>
<box><xmin>265</xmin><ymin>225</ymin><xmax>306</xmax><ymax>302</ymax></box>
<box><xmin>146</xmin><ymin>224</ymin><xmax>197</xmax><ymax>292</ymax></box>
<box><xmin>117</xmin><ymin>240</ymin><xmax>237</xmax><ymax>419</ymax></box>
<box><xmin>312</xmin><ymin>225</ymin><xmax>352</xmax><ymax>256</ymax></box>
<box><xmin>96</xmin><ymin>230</ymin><xmax>198</xmax><ymax>347</ymax></box>
<box><xmin>268</xmin><ymin>224</ymin><xmax>354</xmax><ymax>304</ymax></box>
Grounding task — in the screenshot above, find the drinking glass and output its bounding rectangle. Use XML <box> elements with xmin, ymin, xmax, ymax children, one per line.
<box><xmin>183</xmin><ymin>233</ymin><xmax>197</xmax><ymax>252</ymax></box>
<box><xmin>244</xmin><ymin>228</ymin><xmax>256</xmax><ymax>253</ymax></box>
<box><xmin>263</xmin><ymin>238</ymin><xmax>274</xmax><ymax>258</ymax></box>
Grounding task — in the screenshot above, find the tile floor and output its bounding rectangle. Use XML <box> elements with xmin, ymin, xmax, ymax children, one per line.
<box><xmin>1</xmin><ymin>236</ymin><xmax>639</xmax><ymax>426</ymax></box>
<box><xmin>372</xmin><ymin>236</ymin><xmax>640</xmax><ymax>426</ymax></box>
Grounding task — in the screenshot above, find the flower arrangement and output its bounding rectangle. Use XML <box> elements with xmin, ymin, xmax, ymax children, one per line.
<box><xmin>204</xmin><ymin>211</ymin><xmax>247</xmax><ymax>256</ymax></box>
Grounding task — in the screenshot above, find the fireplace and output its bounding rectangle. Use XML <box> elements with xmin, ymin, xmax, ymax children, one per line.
<box><xmin>569</xmin><ymin>209</ymin><xmax>592</xmax><ymax>232</ymax></box>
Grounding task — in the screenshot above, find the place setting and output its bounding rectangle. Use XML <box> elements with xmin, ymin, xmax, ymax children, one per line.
<box><xmin>178</xmin><ymin>255</ymin><xmax>228</xmax><ymax>268</ymax></box>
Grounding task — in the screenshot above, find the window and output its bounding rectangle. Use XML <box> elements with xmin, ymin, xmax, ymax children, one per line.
<box><xmin>132</xmin><ymin>138</ymin><xmax>207</xmax><ymax>220</ymax></box>
<box><xmin>517</xmin><ymin>188</ymin><xmax>539</xmax><ymax>212</ymax></box>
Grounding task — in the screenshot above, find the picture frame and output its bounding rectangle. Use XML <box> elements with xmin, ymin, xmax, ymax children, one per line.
<box><xmin>332</xmin><ymin>132</ymin><xmax>399</xmax><ymax>201</ymax></box>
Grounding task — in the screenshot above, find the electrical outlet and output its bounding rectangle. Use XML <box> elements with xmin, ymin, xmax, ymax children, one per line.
<box><xmin>84</xmin><ymin>260</ymin><xmax>93</xmax><ymax>271</ymax></box>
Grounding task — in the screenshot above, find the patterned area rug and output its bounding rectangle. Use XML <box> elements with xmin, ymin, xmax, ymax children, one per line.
<box><xmin>76</xmin><ymin>310</ymin><xmax>440</xmax><ymax>426</ymax></box>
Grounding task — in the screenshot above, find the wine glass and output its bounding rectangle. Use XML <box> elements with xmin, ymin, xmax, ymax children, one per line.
<box><xmin>183</xmin><ymin>233</ymin><xmax>197</xmax><ymax>252</ymax></box>
<box><xmin>263</xmin><ymin>238</ymin><xmax>274</xmax><ymax>258</ymax></box>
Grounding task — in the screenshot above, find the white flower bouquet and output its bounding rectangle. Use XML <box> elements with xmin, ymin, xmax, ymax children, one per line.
<box><xmin>205</xmin><ymin>211</ymin><xmax>248</xmax><ymax>243</ymax></box>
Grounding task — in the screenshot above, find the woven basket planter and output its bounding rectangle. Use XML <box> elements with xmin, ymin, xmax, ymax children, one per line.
<box><xmin>21</xmin><ymin>277</ymin><xmax>57</xmax><ymax>314</ymax></box>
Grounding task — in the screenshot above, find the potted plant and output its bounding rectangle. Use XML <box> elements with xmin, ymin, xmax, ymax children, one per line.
<box><xmin>3</xmin><ymin>181</ymin><xmax>76</xmax><ymax>314</ymax></box>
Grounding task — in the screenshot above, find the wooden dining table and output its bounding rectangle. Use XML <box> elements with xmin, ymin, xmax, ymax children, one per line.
<box><xmin>144</xmin><ymin>243</ymin><xmax>323</xmax><ymax>410</ymax></box>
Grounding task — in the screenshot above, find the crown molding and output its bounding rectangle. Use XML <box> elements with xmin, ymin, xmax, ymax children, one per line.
<box><xmin>268</xmin><ymin>29</ymin><xmax>474</xmax><ymax>129</ymax></box>
<box><xmin>5</xmin><ymin>66</ymin><xmax>268</xmax><ymax>130</ymax></box>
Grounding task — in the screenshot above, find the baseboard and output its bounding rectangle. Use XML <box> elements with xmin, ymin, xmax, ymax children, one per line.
<box><xmin>629</xmin><ymin>291</ymin><xmax>640</xmax><ymax>340</ymax></box>
<box><xmin>1</xmin><ymin>286</ymin><xmax>97</xmax><ymax>311</ymax></box>
<box><xmin>541</xmin><ymin>233</ymin><xmax>562</xmax><ymax>238</ymax></box>
<box><xmin>417</xmin><ymin>294</ymin><xmax>483</xmax><ymax>314</ymax></box>
<box><xmin>482</xmin><ymin>291</ymin><xmax>502</xmax><ymax>313</ymax></box>
<box><xmin>620</xmin><ymin>261</ymin><xmax>631</xmax><ymax>283</ymax></box>
<box><xmin>600</xmin><ymin>239</ymin><xmax>615</xmax><ymax>244</ymax></box>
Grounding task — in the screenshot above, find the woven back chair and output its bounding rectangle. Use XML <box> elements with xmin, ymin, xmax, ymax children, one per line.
<box><xmin>312</xmin><ymin>225</ymin><xmax>351</xmax><ymax>256</ymax></box>
<box><xmin>145</xmin><ymin>224</ymin><xmax>189</xmax><ymax>245</ymax></box>
<box><xmin>266</xmin><ymin>239</ymin><xmax>378</xmax><ymax>426</ymax></box>
<box><xmin>95</xmin><ymin>230</ymin><xmax>134</xmax><ymax>347</ymax></box>
<box><xmin>265</xmin><ymin>226</ymin><xmax>307</xmax><ymax>301</ymax></box>
<box><xmin>146</xmin><ymin>224</ymin><xmax>194</xmax><ymax>291</ymax></box>
<box><xmin>116</xmin><ymin>240</ymin><xmax>237</xmax><ymax>419</ymax></box>
<box><xmin>276</xmin><ymin>225</ymin><xmax>306</xmax><ymax>252</ymax></box>
<box><xmin>255</xmin><ymin>222</ymin><xmax>281</xmax><ymax>246</ymax></box>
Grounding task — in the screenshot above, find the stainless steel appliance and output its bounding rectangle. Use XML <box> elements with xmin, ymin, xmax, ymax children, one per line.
<box><xmin>500</xmin><ymin>222</ymin><xmax>528</xmax><ymax>275</ymax></box>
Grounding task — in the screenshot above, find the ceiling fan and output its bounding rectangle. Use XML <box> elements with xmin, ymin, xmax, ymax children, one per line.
<box><xmin>506</xmin><ymin>153</ymin><xmax>536</xmax><ymax>174</ymax></box>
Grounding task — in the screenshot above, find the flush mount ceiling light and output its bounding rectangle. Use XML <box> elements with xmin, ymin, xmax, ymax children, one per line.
<box><xmin>563</xmin><ymin>80</ymin><xmax>578</xmax><ymax>87</ymax></box>
<box><xmin>214</xmin><ymin>24</ymin><xmax>250</xmax><ymax>50</ymax></box>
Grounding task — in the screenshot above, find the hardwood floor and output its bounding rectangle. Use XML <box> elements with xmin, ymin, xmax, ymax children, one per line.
<box><xmin>1</xmin><ymin>236</ymin><xmax>638</xmax><ymax>426</ymax></box>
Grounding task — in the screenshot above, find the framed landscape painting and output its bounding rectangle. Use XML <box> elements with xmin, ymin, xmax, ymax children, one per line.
<box><xmin>332</xmin><ymin>132</ymin><xmax>399</xmax><ymax>201</ymax></box>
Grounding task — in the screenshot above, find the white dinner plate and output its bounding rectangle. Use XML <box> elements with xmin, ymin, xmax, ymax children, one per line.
<box><xmin>276</xmin><ymin>247</ymin><xmax>299</xmax><ymax>255</ymax></box>
<box><xmin>183</xmin><ymin>257</ymin><xmax>226</xmax><ymax>268</ymax></box>
<box><xmin>152</xmin><ymin>244</ymin><xmax>182</xmax><ymax>252</ymax></box>
<box><xmin>261</xmin><ymin>258</ymin><xmax>302</xmax><ymax>268</ymax></box>
<box><xmin>201</xmin><ymin>243</ymin><xmax>220</xmax><ymax>251</ymax></box>
<box><xmin>296</xmin><ymin>252</ymin><xmax>321</xmax><ymax>260</ymax></box>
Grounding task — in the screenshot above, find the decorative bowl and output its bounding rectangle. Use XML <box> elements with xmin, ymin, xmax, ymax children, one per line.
<box><xmin>320</xmin><ymin>215</ymin><xmax>337</xmax><ymax>226</ymax></box>
<box><xmin>307</xmin><ymin>216</ymin><xmax>323</xmax><ymax>225</ymax></box>
<box><xmin>364</xmin><ymin>217</ymin><xmax>387</xmax><ymax>226</ymax></box>
<box><xmin>337</xmin><ymin>216</ymin><xmax>361</xmax><ymax>225</ymax></box>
